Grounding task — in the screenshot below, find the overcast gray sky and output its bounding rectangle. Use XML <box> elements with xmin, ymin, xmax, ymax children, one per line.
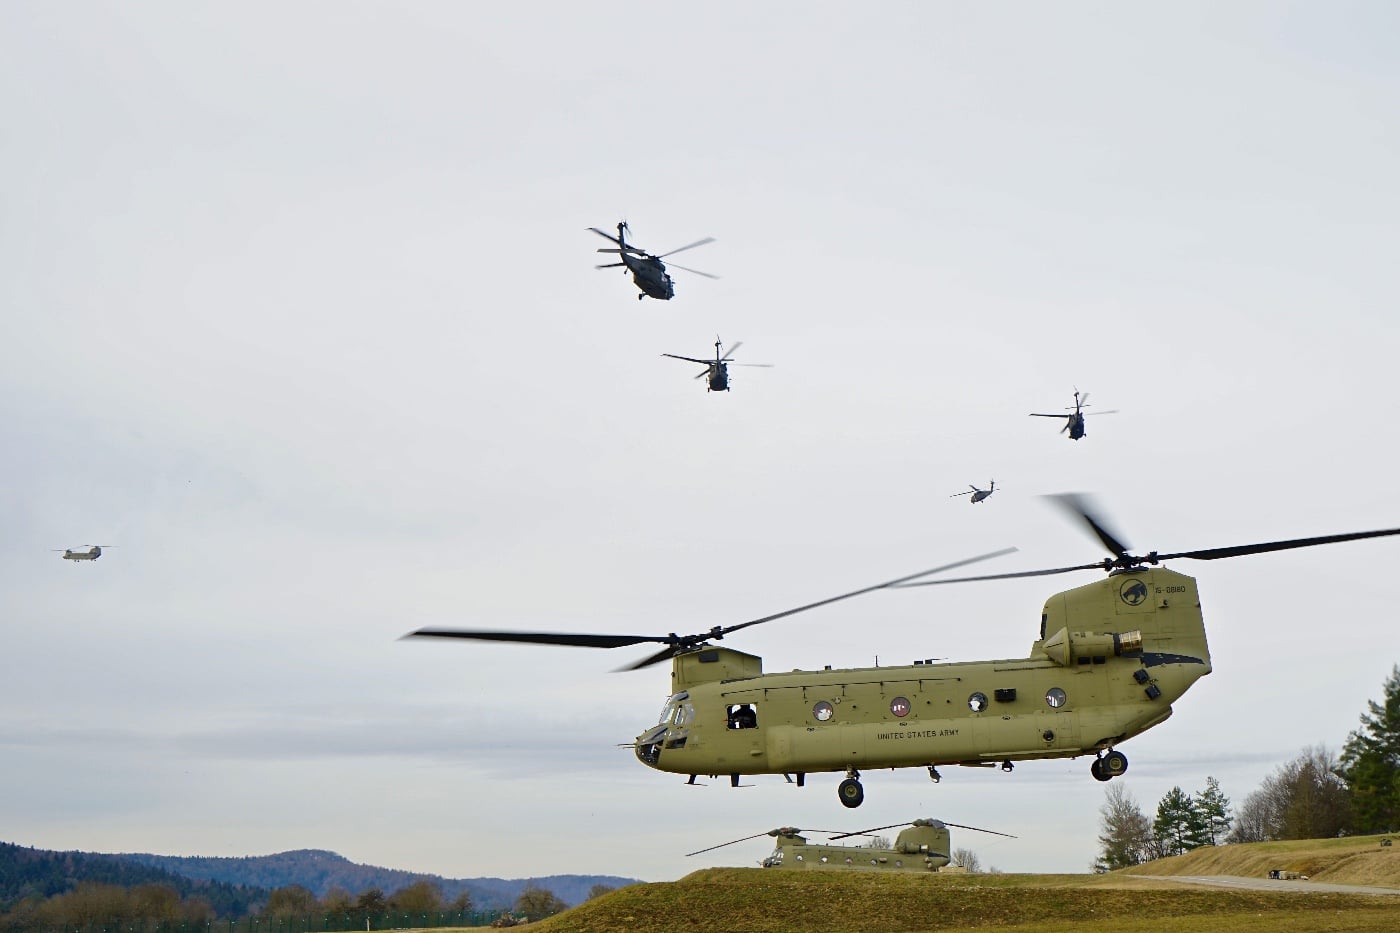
<box><xmin>3</xmin><ymin>1</ymin><xmax>1399</xmax><ymax>884</ymax></box>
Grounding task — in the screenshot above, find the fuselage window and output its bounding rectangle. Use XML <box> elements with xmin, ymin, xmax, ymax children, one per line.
<box><xmin>728</xmin><ymin>703</ymin><xmax>758</xmax><ymax>729</ymax></box>
<box><xmin>968</xmin><ymin>692</ymin><xmax>988</xmax><ymax>712</ymax></box>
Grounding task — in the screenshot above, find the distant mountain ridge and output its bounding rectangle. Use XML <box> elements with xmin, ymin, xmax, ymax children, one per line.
<box><xmin>0</xmin><ymin>843</ymin><xmax>267</xmax><ymax>915</ymax></box>
<box><xmin>103</xmin><ymin>848</ymin><xmax>636</xmax><ymax>912</ymax></box>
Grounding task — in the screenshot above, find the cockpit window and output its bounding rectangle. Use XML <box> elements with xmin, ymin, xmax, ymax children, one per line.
<box><xmin>657</xmin><ymin>692</ymin><xmax>692</xmax><ymax>726</ymax></box>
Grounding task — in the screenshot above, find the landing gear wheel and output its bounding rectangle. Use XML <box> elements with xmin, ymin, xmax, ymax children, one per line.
<box><xmin>1090</xmin><ymin>758</ymin><xmax>1111</xmax><ymax>782</ymax></box>
<box><xmin>837</xmin><ymin>778</ymin><xmax>865</xmax><ymax>808</ymax></box>
<box><xmin>1101</xmin><ymin>750</ymin><xmax>1129</xmax><ymax>778</ymax></box>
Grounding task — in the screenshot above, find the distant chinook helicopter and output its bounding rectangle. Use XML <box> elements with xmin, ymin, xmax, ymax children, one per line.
<box><xmin>663</xmin><ymin>338</ymin><xmax>772</xmax><ymax>392</ymax></box>
<box><xmin>687</xmin><ymin>818</ymin><xmax>1015</xmax><ymax>872</ymax></box>
<box><xmin>1030</xmin><ymin>389</ymin><xmax>1117</xmax><ymax>440</ymax></box>
<box><xmin>589</xmin><ymin>222</ymin><xmax>717</xmax><ymax>300</ymax></box>
<box><xmin>51</xmin><ymin>545</ymin><xmax>113</xmax><ymax>562</ymax></box>
<box><xmin>408</xmin><ymin>496</ymin><xmax>1400</xmax><ymax>808</ymax></box>
<box><xmin>952</xmin><ymin>482</ymin><xmax>996</xmax><ymax>504</ymax></box>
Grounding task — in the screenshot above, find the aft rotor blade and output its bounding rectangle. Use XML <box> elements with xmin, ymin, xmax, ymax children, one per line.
<box><xmin>1155</xmin><ymin>527</ymin><xmax>1400</xmax><ymax>563</ymax></box>
<box><xmin>942</xmin><ymin>822</ymin><xmax>1018</xmax><ymax>838</ymax></box>
<box><xmin>829</xmin><ymin>821</ymin><xmax>911</xmax><ymax>841</ymax></box>
<box><xmin>718</xmin><ymin>341</ymin><xmax>743</xmax><ymax>361</ymax></box>
<box><xmin>719</xmin><ymin>548</ymin><xmax>1018</xmax><ymax>638</ymax></box>
<box><xmin>893</xmin><ymin>561</ymin><xmax>1110</xmax><ymax>587</ymax></box>
<box><xmin>406</xmin><ymin>629</ymin><xmax>669</xmax><ymax>649</ymax></box>
<box><xmin>667</xmin><ymin>262</ymin><xmax>720</xmax><ymax>279</ymax></box>
<box><xmin>658</xmin><ymin>237</ymin><xmax>715</xmax><ymax>258</ymax></box>
<box><xmin>1049</xmin><ymin>493</ymin><xmax>1132</xmax><ymax>558</ymax></box>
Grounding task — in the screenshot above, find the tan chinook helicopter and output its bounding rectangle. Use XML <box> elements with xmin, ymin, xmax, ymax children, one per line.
<box><xmin>687</xmin><ymin>818</ymin><xmax>1015</xmax><ymax>872</ymax></box>
<box><xmin>51</xmin><ymin>545</ymin><xmax>114</xmax><ymax>562</ymax></box>
<box><xmin>409</xmin><ymin>496</ymin><xmax>1400</xmax><ymax>808</ymax></box>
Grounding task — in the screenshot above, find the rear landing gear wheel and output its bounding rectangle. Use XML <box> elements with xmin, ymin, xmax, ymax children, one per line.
<box><xmin>1102</xmin><ymin>750</ymin><xmax>1128</xmax><ymax>778</ymax></box>
<box><xmin>838</xmin><ymin>778</ymin><xmax>864</xmax><ymax>808</ymax></box>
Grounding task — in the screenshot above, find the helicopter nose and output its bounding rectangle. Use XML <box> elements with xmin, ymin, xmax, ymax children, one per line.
<box><xmin>634</xmin><ymin>724</ymin><xmax>666</xmax><ymax>769</ymax></box>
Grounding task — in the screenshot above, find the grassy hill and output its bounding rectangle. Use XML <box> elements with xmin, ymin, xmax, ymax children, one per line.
<box><xmin>1119</xmin><ymin>832</ymin><xmax>1400</xmax><ymax>886</ymax></box>
<box><xmin>522</xmin><ymin>836</ymin><xmax>1400</xmax><ymax>933</ymax></box>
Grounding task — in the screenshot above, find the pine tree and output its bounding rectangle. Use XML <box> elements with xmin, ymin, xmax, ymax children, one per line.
<box><xmin>1340</xmin><ymin>664</ymin><xmax>1400</xmax><ymax>834</ymax></box>
<box><xmin>1194</xmin><ymin>776</ymin><xmax>1232</xmax><ymax>845</ymax></box>
<box><xmin>1152</xmin><ymin>786</ymin><xmax>1197</xmax><ymax>857</ymax></box>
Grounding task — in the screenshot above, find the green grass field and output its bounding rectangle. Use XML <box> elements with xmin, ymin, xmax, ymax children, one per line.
<box><xmin>520</xmin><ymin>833</ymin><xmax>1400</xmax><ymax>932</ymax></box>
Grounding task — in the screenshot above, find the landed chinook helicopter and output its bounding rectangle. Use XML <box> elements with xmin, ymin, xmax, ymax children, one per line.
<box><xmin>408</xmin><ymin>496</ymin><xmax>1400</xmax><ymax>808</ymax></box>
<box><xmin>50</xmin><ymin>545</ymin><xmax>113</xmax><ymax>562</ymax></box>
<box><xmin>687</xmin><ymin>818</ymin><xmax>1015</xmax><ymax>872</ymax></box>
<box><xmin>1030</xmin><ymin>389</ymin><xmax>1116</xmax><ymax>440</ymax></box>
<box><xmin>952</xmin><ymin>481</ymin><xmax>996</xmax><ymax>504</ymax></box>
<box><xmin>662</xmin><ymin>338</ymin><xmax>772</xmax><ymax>393</ymax></box>
<box><xmin>589</xmin><ymin>222</ymin><xmax>717</xmax><ymax>301</ymax></box>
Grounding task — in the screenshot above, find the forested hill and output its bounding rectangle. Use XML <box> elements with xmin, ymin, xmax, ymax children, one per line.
<box><xmin>0</xmin><ymin>843</ymin><xmax>267</xmax><ymax>914</ymax></box>
<box><xmin>112</xmin><ymin>849</ymin><xmax>636</xmax><ymax>911</ymax></box>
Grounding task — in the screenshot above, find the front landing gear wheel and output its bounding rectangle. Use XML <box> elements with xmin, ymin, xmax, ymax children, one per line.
<box><xmin>1090</xmin><ymin>758</ymin><xmax>1111</xmax><ymax>782</ymax></box>
<box><xmin>838</xmin><ymin>778</ymin><xmax>865</xmax><ymax>808</ymax></box>
<box><xmin>1101</xmin><ymin>750</ymin><xmax>1128</xmax><ymax>778</ymax></box>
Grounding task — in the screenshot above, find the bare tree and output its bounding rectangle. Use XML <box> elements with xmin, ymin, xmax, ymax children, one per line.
<box><xmin>1095</xmin><ymin>783</ymin><xmax>1153</xmax><ymax>871</ymax></box>
<box><xmin>513</xmin><ymin>885</ymin><xmax>567</xmax><ymax>921</ymax></box>
<box><xmin>388</xmin><ymin>880</ymin><xmax>443</xmax><ymax>914</ymax></box>
<box><xmin>267</xmin><ymin>885</ymin><xmax>318</xmax><ymax>917</ymax></box>
<box><xmin>1225</xmin><ymin>745</ymin><xmax>1350</xmax><ymax>842</ymax></box>
<box><xmin>951</xmin><ymin>848</ymin><xmax>982</xmax><ymax>872</ymax></box>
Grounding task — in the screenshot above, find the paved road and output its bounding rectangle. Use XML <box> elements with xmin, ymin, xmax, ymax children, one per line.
<box><xmin>1140</xmin><ymin>874</ymin><xmax>1400</xmax><ymax>896</ymax></box>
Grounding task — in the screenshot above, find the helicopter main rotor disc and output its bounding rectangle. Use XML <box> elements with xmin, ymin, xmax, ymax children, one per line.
<box><xmin>895</xmin><ymin>494</ymin><xmax>1400</xmax><ymax>587</ymax></box>
<box><xmin>407</xmin><ymin>548</ymin><xmax>1018</xmax><ymax>670</ymax></box>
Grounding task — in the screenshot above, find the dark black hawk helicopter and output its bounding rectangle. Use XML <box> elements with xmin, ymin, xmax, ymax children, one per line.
<box><xmin>663</xmin><ymin>338</ymin><xmax>772</xmax><ymax>392</ymax></box>
<box><xmin>1030</xmin><ymin>389</ymin><xmax>1116</xmax><ymax>440</ymax></box>
<box><xmin>589</xmin><ymin>221</ymin><xmax>717</xmax><ymax>300</ymax></box>
<box><xmin>952</xmin><ymin>482</ymin><xmax>996</xmax><ymax>504</ymax></box>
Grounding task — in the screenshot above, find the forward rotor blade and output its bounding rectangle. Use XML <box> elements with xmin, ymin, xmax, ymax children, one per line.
<box><xmin>667</xmin><ymin>262</ymin><xmax>720</xmax><ymax>279</ymax></box>
<box><xmin>405</xmin><ymin>629</ymin><xmax>668</xmax><ymax>649</ymax></box>
<box><xmin>685</xmin><ymin>831</ymin><xmax>777</xmax><ymax>857</ymax></box>
<box><xmin>950</xmin><ymin>491</ymin><xmax>973</xmax><ymax>498</ymax></box>
<box><xmin>1155</xmin><ymin>528</ymin><xmax>1400</xmax><ymax>563</ymax></box>
<box><xmin>1085</xmin><ymin>410</ymin><xmax>1119</xmax><ymax>416</ymax></box>
<box><xmin>1049</xmin><ymin>493</ymin><xmax>1132</xmax><ymax>558</ymax></box>
<box><xmin>662</xmin><ymin>353</ymin><xmax>712</xmax><ymax>365</ymax></box>
<box><xmin>658</xmin><ymin>237</ymin><xmax>715</xmax><ymax>258</ymax></box>
<box><xmin>615</xmin><ymin>643</ymin><xmax>685</xmax><ymax>671</ymax></box>
<box><xmin>720</xmin><ymin>549</ymin><xmax>1018</xmax><ymax>638</ymax></box>
<box><xmin>595</xmin><ymin>262</ymin><xmax>627</xmax><ymax>269</ymax></box>
<box><xmin>587</xmin><ymin>227</ymin><xmax>624</xmax><ymax>247</ymax></box>
<box><xmin>1028</xmin><ymin>413</ymin><xmax>1065</xmax><ymax>418</ymax></box>
<box><xmin>733</xmin><ymin>363</ymin><xmax>774</xmax><ymax>368</ymax></box>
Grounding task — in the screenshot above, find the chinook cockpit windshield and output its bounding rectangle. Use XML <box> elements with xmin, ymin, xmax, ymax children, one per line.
<box><xmin>657</xmin><ymin>691</ymin><xmax>692</xmax><ymax>726</ymax></box>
